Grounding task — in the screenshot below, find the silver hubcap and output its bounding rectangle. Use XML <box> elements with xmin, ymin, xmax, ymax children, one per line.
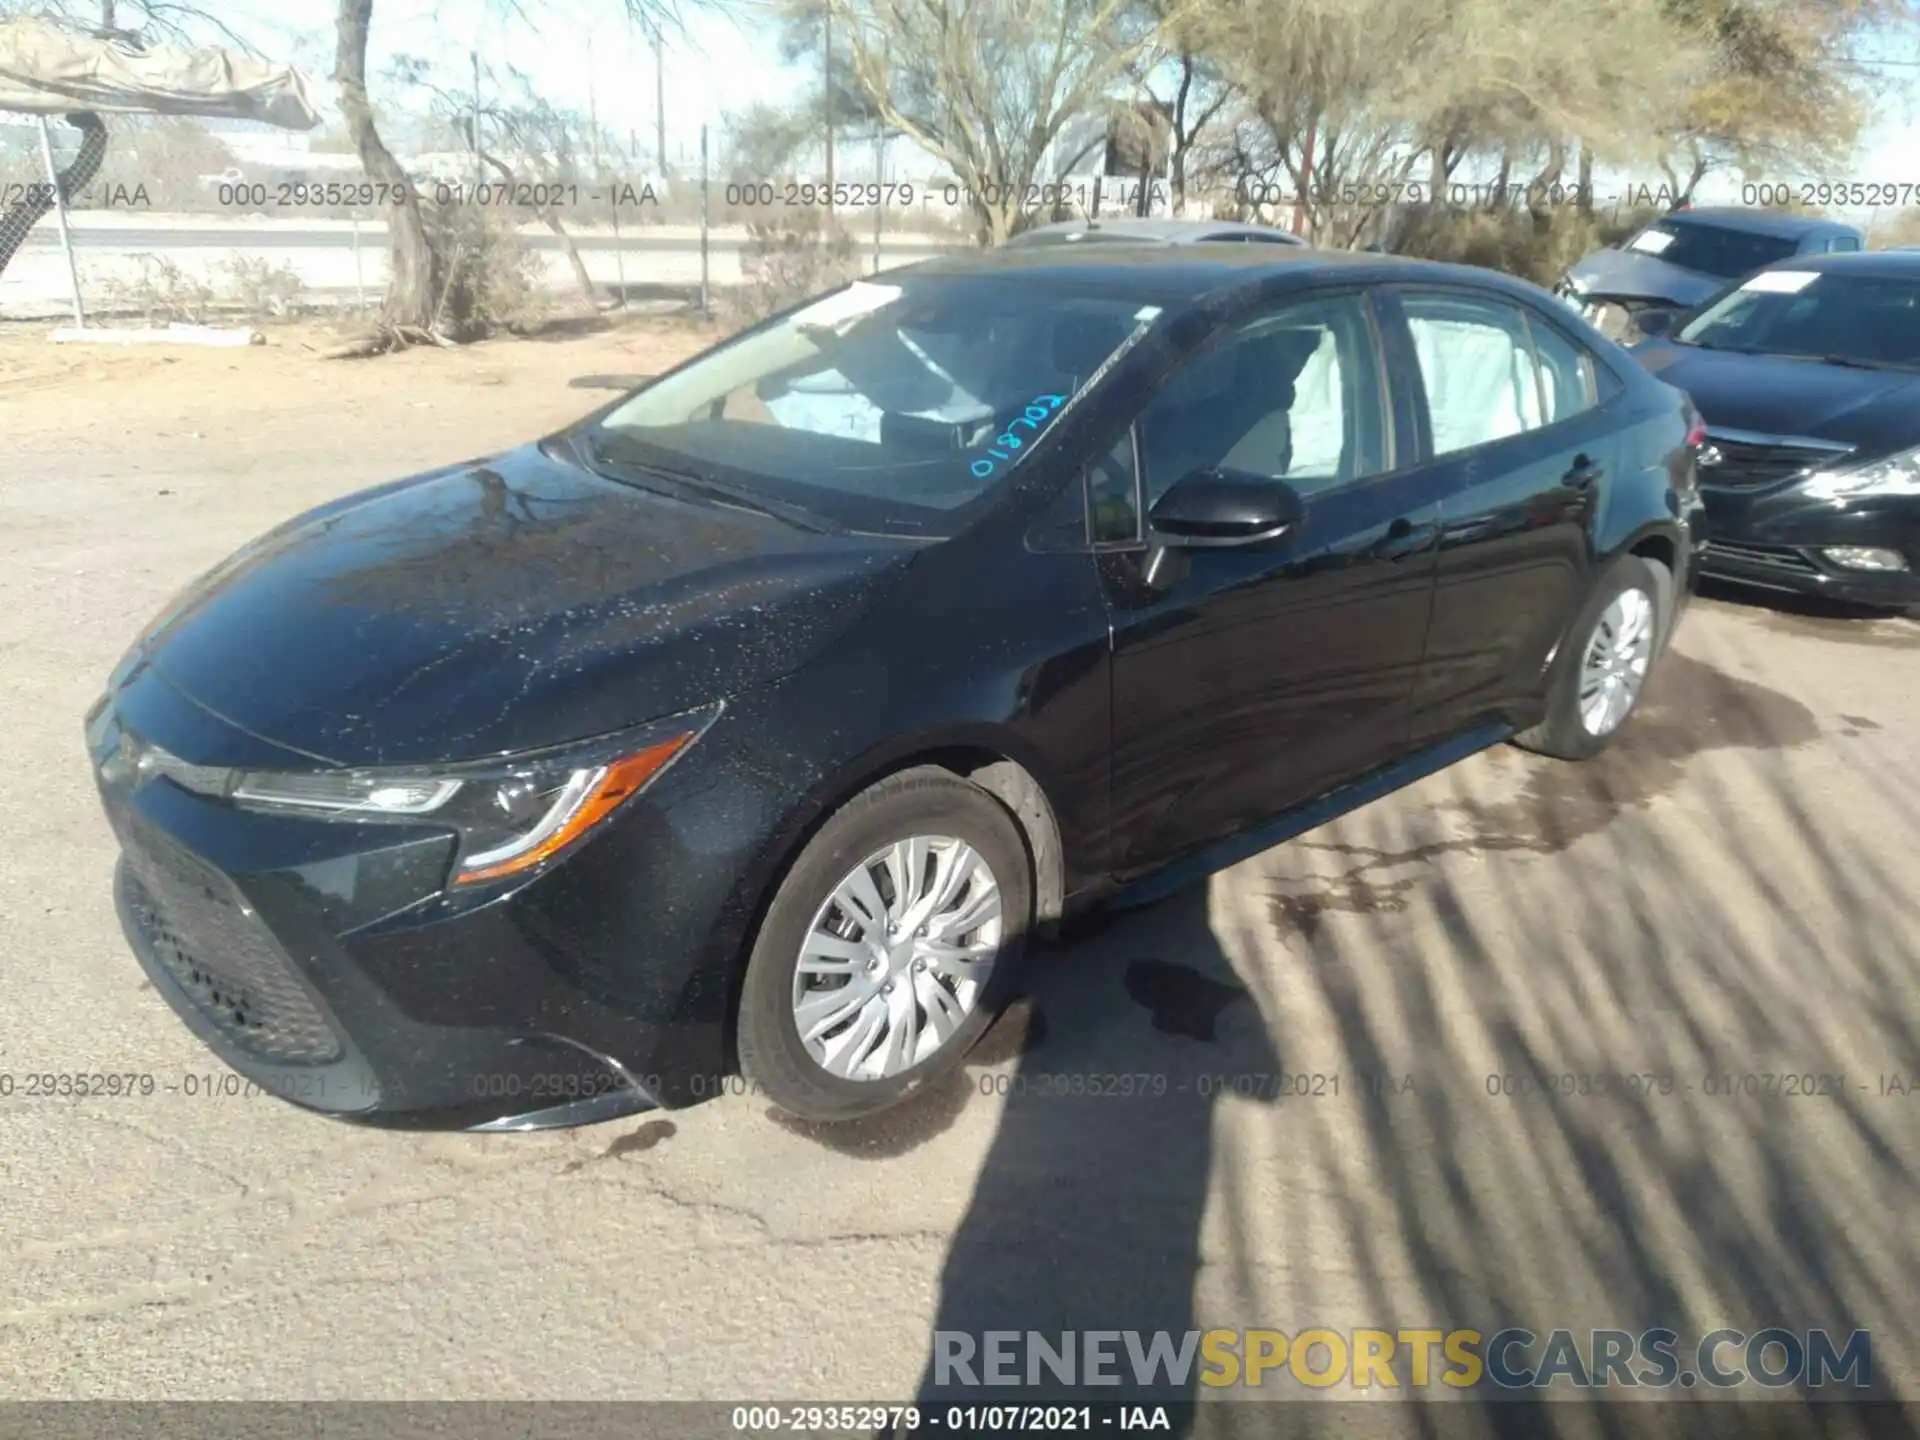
<box><xmin>1579</xmin><ymin>586</ymin><xmax>1655</xmax><ymax>736</ymax></box>
<box><xmin>791</xmin><ymin>836</ymin><xmax>1002</xmax><ymax>1081</ymax></box>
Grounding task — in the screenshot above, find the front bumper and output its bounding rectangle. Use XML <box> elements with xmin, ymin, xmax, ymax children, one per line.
<box><xmin>1695</xmin><ymin>483</ymin><xmax>1920</xmax><ymax>607</ymax></box>
<box><xmin>88</xmin><ymin>672</ymin><xmax>753</xmax><ymax>1130</ymax></box>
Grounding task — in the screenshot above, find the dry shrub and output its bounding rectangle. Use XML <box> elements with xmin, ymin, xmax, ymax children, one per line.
<box><xmin>422</xmin><ymin>199</ymin><xmax>548</xmax><ymax>339</ymax></box>
<box><xmin>98</xmin><ymin>256</ymin><xmax>217</xmax><ymax>324</ymax></box>
<box><xmin>721</xmin><ymin>208</ymin><xmax>863</xmax><ymax>328</ymax></box>
<box><xmin>1388</xmin><ymin>204</ymin><xmax>1665</xmax><ymax>287</ymax></box>
<box><xmin>94</xmin><ymin>252</ymin><xmax>312</xmax><ymax>325</ymax></box>
<box><xmin>220</xmin><ymin>255</ymin><xmax>308</xmax><ymax>319</ymax></box>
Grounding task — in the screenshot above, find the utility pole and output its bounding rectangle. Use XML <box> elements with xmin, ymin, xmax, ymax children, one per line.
<box><xmin>699</xmin><ymin>123</ymin><xmax>711</xmax><ymax>317</ymax></box>
<box><xmin>655</xmin><ymin>33</ymin><xmax>667</xmax><ymax>178</ymax></box>
<box><xmin>470</xmin><ymin>50</ymin><xmax>483</xmax><ymax>189</ymax></box>
<box><xmin>587</xmin><ymin>44</ymin><xmax>601</xmax><ymax>177</ymax></box>
<box><xmin>823</xmin><ymin>9</ymin><xmax>835</xmax><ymax>215</ymax></box>
<box><xmin>872</xmin><ymin>30</ymin><xmax>888</xmax><ymax>270</ymax></box>
<box><xmin>37</xmin><ymin>118</ymin><xmax>84</xmax><ymax>328</ymax></box>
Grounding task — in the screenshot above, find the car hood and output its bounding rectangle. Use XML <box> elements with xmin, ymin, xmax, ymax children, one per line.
<box><xmin>1564</xmin><ymin>247</ymin><xmax>1728</xmax><ymax>308</ymax></box>
<box><xmin>122</xmin><ymin>441</ymin><xmax>918</xmax><ymax>766</ymax></box>
<box><xmin>1630</xmin><ymin>341</ymin><xmax>1920</xmax><ymax>454</ymax></box>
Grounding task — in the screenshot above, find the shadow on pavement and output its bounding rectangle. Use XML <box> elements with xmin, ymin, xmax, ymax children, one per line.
<box><xmin>884</xmin><ymin>631</ymin><xmax>1919</xmax><ymax>1438</ymax></box>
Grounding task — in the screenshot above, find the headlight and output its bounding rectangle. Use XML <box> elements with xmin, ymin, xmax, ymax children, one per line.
<box><xmin>230</xmin><ymin>703</ymin><xmax>720</xmax><ymax>885</ymax></box>
<box><xmin>1801</xmin><ymin>447</ymin><xmax>1920</xmax><ymax>502</ymax></box>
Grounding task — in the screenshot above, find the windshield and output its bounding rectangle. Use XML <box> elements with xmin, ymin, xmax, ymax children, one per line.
<box><xmin>1623</xmin><ymin>220</ymin><xmax>1802</xmax><ymax>279</ymax></box>
<box><xmin>1675</xmin><ymin>268</ymin><xmax>1920</xmax><ymax>369</ymax></box>
<box><xmin>589</xmin><ymin>275</ymin><xmax>1159</xmax><ymax>536</ymax></box>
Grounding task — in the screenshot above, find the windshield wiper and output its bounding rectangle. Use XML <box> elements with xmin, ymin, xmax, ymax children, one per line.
<box><xmin>1809</xmin><ymin>354</ymin><xmax>1920</xmax><ymax>373</ymax></box>
<box><xmin>576</xmin><ymin>431</ymin><xmax>843</xmax><ymax>535</ymax></box>
<box><xmin>1746</xmin><ymin>351</ymin><xmax>1920</xmax><ymax>373</ymax></box>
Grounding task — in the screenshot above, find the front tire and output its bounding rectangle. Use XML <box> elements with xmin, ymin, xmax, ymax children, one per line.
<box><xmin>1512</xmin><ymin>555</ymin><xmax>1668</xmax><ymax>761</ymax></box>
<box><xmin>736</xmin><ymin>767</ymin><xmax>1032</xmax><ymax>1122</ymax></box>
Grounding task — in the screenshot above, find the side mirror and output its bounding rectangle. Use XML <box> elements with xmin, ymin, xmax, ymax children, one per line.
<box><xmin>1633</xmin><ymin>307</ymin><xmax>1678</xmax><ymax>338</ymax></box>
<box><xmin>1148</xmin><ymin>468</ymin><xmax>1304</xmax><ymax>548</ymax></box>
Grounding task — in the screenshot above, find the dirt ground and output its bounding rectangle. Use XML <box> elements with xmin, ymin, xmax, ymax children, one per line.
<box><xmin>2</xmin><ymin>317</ymin><xmax>1918</xmax><ymax>1420</ymax></box>
<box><xmin>0</xmin><ymin>312</ymin><xmax>719</xmax><ymax>448</ymax></box>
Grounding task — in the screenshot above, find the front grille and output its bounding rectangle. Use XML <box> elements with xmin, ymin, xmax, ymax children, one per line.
<box><xmin>1698</xmin><ymin>437</ymin><xmax>1845</xmax><ymax>492</ymax></box>
<box><xmin>121</xmin><ymin>833</ymin><xmax>343</xmax><ymax>1065</ymax></box>
<box><xmin>1701</xmin><ymin>540</ymin><xmax>1820</xmax><ymax>575</ymax></box>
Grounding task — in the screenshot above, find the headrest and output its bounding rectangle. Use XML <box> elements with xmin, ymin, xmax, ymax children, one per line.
<box><xmin>1158</xmin><ymin>324</ymin><xmax>1327</xmax><ymax>408</ymax></box>
<box><xmin>1240</xmin><ymin>326</ymin><xmax>1324</xmax><ymax>388</ymax></box>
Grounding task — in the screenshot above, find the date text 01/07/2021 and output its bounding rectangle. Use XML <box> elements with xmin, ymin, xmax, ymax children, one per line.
<box><xmin>728</xmin><ymin>1403</ymin><xmax>1176</xmax><ymax>1433</ymax></box>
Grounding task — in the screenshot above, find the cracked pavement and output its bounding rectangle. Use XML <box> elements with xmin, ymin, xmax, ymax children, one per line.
<box><xmin>2</xmin><ymin>322</ymin><xmax>1917</xmax><ymax>1405</ymax></box>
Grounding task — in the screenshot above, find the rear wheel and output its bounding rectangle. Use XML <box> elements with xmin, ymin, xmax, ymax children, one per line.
<box><xmin>1513</xmin><ymin>555</ymin><xmax>1668</xmax><ymax>760</ymax></box>
<box><xmin>736</xmin><ymin>767</ymin><xmax>1031</xmax><ymax>1122</ymax></box>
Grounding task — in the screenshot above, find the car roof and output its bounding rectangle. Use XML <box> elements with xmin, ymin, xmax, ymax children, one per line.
<box><xmin>1749</xmin><ymin>248</ymin><xmax>1920</xmax><ymax>278</ymax></box>
<box><xmin>1007</xmin><ymin>217</ymin><xmax>1307</xmax><ymax>246</ymax></box>
<box><xmin>1657</xmin><ymin>206</ymin><xmax>1859</xmax><ymax>240</ymax></box>
<box><xmin>892</xmin><ymin>241</ymin><xmax>1558</xmax><ymax>309</ymax></box>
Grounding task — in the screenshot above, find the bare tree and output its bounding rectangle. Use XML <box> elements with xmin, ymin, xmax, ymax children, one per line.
<box><xmin>389</xmin><ymin>54</ymin><xmax>611</xmax><ymax>307</ymax></box>
<box><xmin>328</xmin><ymin>0</ymin><xmax>693</xmax><ymax>352</ymax></box>
<box><xmin>1121</xmin><ymin>0</ymin><xmax>1235</xmax><ymax>214</ymax></box>
<box><xmin>825</xmin><ymin>0</ymin><xmax>1193</xmax><ymax>244</ymax></box>
<box><xmin>1653</xmin><ymin>0</ymin><xmax>1915</xmax><ymax>197</ymax></box>
<box><xmin>773</xmin><ymin>0</ymin><xmax>893</xmax><ymax>139</ymax></box>
<box><xmin>1202</xmin><ymin>0</ymin><xmax>1449</xmax><ymax>243</ymax></box>
<box><xmin>0</xmin><ymin>0</ymin><xmax>263</xmax><ymax>51</ymax></box>
<box><xmin>332</xmin><ymin>0</ymin><xmax>440</xmax><ymax>341</ymax></box>
<box><xmin>1201</xmin><ymin>0</ymin><xmax>1703</xmax><ymax>245</ymax></box>
<box><xmin>719</xmin><ymin>100</ymin><xmax>823</xmax><ymax>182</ymax></box>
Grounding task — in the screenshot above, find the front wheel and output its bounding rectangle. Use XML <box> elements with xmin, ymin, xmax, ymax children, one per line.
<box><xmin>1512</xmin><ymin>555</ymin><xmax>1669</xmax><ymax>761</ymax></box>
<box><xmin>736</xmin><ymin>767</ymin><xmax>1032</xmax><ymax>1122</ymax></box>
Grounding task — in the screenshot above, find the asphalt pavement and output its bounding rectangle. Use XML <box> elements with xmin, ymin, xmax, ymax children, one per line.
<box><xmin>1</xmin><ymin>340</ymin><xmax>1916</xmax><ymax>1417</ymax></box>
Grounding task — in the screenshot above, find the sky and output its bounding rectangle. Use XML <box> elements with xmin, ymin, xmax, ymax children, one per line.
<box><xmin>256</xmin><ymin>0</ymin><xmax>820</xmax><ymax>170</ymax></box>
<box><xmin>234</xmin><ymin>0</ymin><xmax>1920</xmax><ymax>219</ymax></box>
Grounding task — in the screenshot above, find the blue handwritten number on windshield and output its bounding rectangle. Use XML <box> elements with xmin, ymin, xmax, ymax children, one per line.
<box><xmin>970</xmin><ymin>393</ymin><xmax>1067</xmax><ymax>480</ymax></box>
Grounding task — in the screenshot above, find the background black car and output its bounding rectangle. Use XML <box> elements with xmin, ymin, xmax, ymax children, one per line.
<box><xmin>1630</xmin><ymin>250</ymin><xmax>1920</xmax><ymax>611</ymax></box>
<box><xmin>87</xmin><ymin>246</ymin><xmax>1701</xmax><ymax>1131</ymax></box>
<box><xmin>1556</xmin><ymin>207</ymin><xmax>1864</xmax><ymax>340</ymax></box>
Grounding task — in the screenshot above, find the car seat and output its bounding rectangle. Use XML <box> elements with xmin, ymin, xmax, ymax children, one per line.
<box><xmin>1142</xmin><ymin>325</ymin><xmax>1325</xmax><ymax>489</ymax></box>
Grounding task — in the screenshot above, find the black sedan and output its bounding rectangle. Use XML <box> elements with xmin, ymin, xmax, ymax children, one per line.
<box><xmin>87</xmin><ymin>245</ymin><xmax>1702</xmax><ymax>1129</ymax></box>
<box><xmin>1631</xmin><ymin>251</ymin><xmax>1920</xmax><ymax>610</ymax></box>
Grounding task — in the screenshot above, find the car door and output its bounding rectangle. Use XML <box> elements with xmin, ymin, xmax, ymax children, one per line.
<box><xmin>1098</xmin><ymin>289</ymin><xmax>1442</xmax><ymax>880</ymax></box>
<box><xmin>1379</xmin><ymin>287</ymin><xmax>1614</xmax><ymax>747</ymax></box>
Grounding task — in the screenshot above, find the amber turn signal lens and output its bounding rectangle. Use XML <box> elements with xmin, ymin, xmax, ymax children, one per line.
<box><xmin>454</xmin><ymin>732</ymin><xmax>695</xmax><ymax>883</ymax></box>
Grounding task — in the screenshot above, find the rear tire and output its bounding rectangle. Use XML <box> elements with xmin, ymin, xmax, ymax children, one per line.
<box><xmin>736</xmin><ymin>767</ymin><xmax>1032</xmax><ymax>1123</ymax></box>
<box><xmin>1512</xmin><ymin>555</ymin><xmax>1668</xmax><ymax>761</ymax></box>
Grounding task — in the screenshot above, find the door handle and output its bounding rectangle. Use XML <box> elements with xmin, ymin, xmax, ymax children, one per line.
<box><xmin>1564</xmin><ymin>454</ymin><xmax>1602</xmax><ymax>490</ymax></box>
<box><xmin>1372</xmin><ymin>515</ymin><xmax>1432</xmax><ymax>561</ymax></box>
